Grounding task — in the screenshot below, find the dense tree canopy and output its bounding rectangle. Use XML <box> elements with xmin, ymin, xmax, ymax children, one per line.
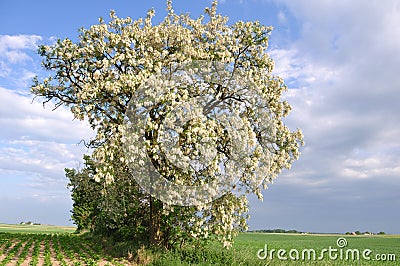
<box><xmin>32</xmin><ymin>1</ymin><xmax>303</xmax><ymax>248</ymax></box>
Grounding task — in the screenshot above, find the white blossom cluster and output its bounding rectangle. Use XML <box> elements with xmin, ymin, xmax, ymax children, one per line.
<box><xmin>122</xmin><ymin>60</ymin><xmax>275</xmax><ymax>206</ymax></box>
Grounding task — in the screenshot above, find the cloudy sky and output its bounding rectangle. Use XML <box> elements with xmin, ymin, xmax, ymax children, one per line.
<box><xmin>1</xmin><ymin>0</ymin><xmax>399</xmax><ymax>234</ymax></box>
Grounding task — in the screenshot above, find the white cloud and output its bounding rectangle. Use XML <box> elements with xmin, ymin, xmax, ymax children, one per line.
<box><xmin>0</xmin><ymin>35</ymin><xmax>42</xmax><ymax>53</ymax></box>
<box><xmin>0</xmin><ymin>87</ymin><xmax>93</xmax><ymax>200</ymax></box>
<box><xmin>272</xmin><ymin>0</ymin><xmax>400</xmax><ymax>64</ymax></box>
<box><xmin>3</xmin><ymin>50</ymin><xmax>32</xmax><ymax>64</ymax></box>
<box><xmin>247</xmin><ymin>0</ymin><xmax>400</xmax><ymax>233</ymax></box>
<box><xmin>0</xmin><ymin>35</ymin><xmax>42</xmax><ymax>87</ymax></box>
<box><xmin>0</xmin><ymin>35</ymin><xmax>41</xmax><ymax>68</ymax></box>
<box><xmin>0</xmin><ymin>87</ymin><xmax>93</xmax><ymax>141</ymax></box>
<box><xmin>0</xmin><ymin>61</ymin><xmax>11</xmax><ymax>78</ymax></box>
<box><xmin>270</xmin><ymin>47</ymin><xmax>338</xmax><ymax>88</ymax></box>
<box><xmin>277</xmin><ymin>10</ymin><xmax>287</xmax><ymax>24</ymax></box>
<box><xmin>269</xmin><ymin>0</ymin><xmax>400</xmax><ymax>164</ymax></box>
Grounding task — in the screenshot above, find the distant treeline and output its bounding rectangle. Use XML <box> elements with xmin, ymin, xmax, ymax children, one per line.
<box><xmin>249</xmin><ymin>229</ymin><xmax>303</xmax><ymax>234</ymax></box>
<box><xmin>249</xmin><ymin>229</ymin><xmax>387</xmax><ymax>235</ymax></box>
<box><xmin>345</xmin><ymin>231</ymin><xmax>386</xmax><ymax>235</ymax></box>
<box><xmin>20</xmin><ymin>221</ymin><xmax>41</xmax><ymax>225</ymax></box>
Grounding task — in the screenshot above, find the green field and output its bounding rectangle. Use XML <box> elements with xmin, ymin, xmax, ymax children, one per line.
<box><xmin>232</xmin><ymin>233</ymin><xmax>400</xmax><ymax>265</ymax></box>
<box><xmin>0</xmin><ymin>223</ymin><xmax>76</xmax><ymax>234</ymax></box>
<box><xmin>0</xmin><ymin>224</ymin><xmax>399</xmax><ymax>265</ymax></box>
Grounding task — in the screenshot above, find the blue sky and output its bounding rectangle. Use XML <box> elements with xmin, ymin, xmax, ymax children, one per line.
<box><xmin>1</xmin><ymin>0</ymin><xmax>399</xmax><ymax>234</ymax></box>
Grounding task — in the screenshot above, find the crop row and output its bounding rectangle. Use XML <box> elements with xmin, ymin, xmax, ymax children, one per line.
<box><xmin>0</xmin><ymin>233</ymin><xmax>129</xmax><ymax>266</ymax></box>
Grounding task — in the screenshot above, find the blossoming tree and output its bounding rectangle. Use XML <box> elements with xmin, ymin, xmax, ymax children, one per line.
<box><xmin>32</xmin><ymin>1</ymin><xmax>303</xmax><ymax>248</ymax></box>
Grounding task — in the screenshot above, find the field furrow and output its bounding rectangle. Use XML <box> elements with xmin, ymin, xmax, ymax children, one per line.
<box><xmin>1</xmin><ymin>230</ymin><xmax>398</xmax><ymax>265</ymax></box>
<box><xmin>6</xmin><ymin>239</ymin><xmax>28</xmax><ymax>266</ymax></box>
<box><xmin>0</xmin><ymin>233</ymin><xmax>133</xmax><ymax>266</ymax></box>
<box><xmin>19</xmin><ymin>240</ymin><xmax>36</xmax><ymax>266</ymax></box>
<box><xmin>0</xmin><ymin>240</ymin><xmax>20</xmax><ymax>265</ymax></box>
<box><xmin>48</xmin><ymin>239</ymin><xmax>61</xmax><ymax>266</ymax></box>
<box><xmin>36</xmin><ymin>239</ymin><xmax>46</xmax><ymax>266</ymax></box>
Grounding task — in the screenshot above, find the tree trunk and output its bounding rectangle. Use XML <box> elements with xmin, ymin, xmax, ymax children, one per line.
<box><xmin>149</xmin><ymin>195</ymin><xmax>161</xmax><ymax>246</ymax></box>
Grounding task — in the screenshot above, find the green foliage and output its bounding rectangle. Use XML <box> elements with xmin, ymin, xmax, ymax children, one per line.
<box><xmin>66</xmin><ymin>155</ymin><xmax>99</xmax><ymax>232</ymax></box>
